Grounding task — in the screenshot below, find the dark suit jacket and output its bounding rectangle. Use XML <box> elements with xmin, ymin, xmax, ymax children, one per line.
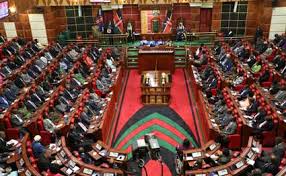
<box><xmin>14</xmin><ymin>77</ymin><xmax>26</xmax><ymax>89</ymax></box>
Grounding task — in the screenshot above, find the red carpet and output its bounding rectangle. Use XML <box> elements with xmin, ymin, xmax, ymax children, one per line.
<box><xmin>114</xmin><ymin>69</ymin><xmax>198</xmax><ymax>141</ymax></box>
<box><xmin>169</xmin><ymin>69</ymin><xmax>199</xmax><ymax>141</ymax></box>
<box><xmin>116</xmin><ymin>119</ymin><xmax>187</xmax><ymax>149</ymax></box>
<box><xmin>112</xmin><ymin>69</ymin><xmax>199</xmax><ymax>175</ymax></box>
<box><xmin>115</xmin><ymin>70</ymin><xmax>143</xmax><ymax>138</ymax></box>
<box><xmin>142</xmin><ymin>160</ymin><xmax>172</xmax><ymax>176</ymax></box>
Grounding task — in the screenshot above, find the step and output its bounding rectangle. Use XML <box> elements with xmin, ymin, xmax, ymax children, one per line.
<box><xmin>127</xmin><ymin>52</ymin><xmax>138</xmax><ymax>57</ymax></box>
<box><xmin>128</xmin><ymin>57</ymin><xmax>138</xmax><ymax>61</ymax></box>
<box><xmin>175</xmin><ymin>57</ymin><xmax>186</xmax><ymax>60</ymax></box>
<box><xmin>128</xmin><ymin>47</ymin><xmax>138</xmax><ymax>51</ymax></box>
<box><xmin>127</xmin><ymin>65</ymin><xmax>138</xmax><ymax>68</ymax></box>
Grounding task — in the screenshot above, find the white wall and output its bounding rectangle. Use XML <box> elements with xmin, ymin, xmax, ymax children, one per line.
<box><xmin>28</xmin><ymin>14</ymin><xmax>48</xmax><ymax>45</ymax></box>
<box><xmin>269</xmin><ymin>7</ymin><xmax>286</xmax><ymax>39</ymax></box>
<box><xmin>4</xmin><ymin>22</ymin><xmax>17</xmax><ymax>40</ymax></box>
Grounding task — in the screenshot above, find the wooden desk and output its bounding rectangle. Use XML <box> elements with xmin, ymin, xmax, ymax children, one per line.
<box><xmin>138</xmin><ymin>47</ymin><xmax>174</xmax><ymax>74</ymax></box>
<box><xmin>141</xmin><ymin>71</ymin><xmax>171</xmax><ymax>105</ymax></box>
<box><xmin>21</xmin><ymin>134</ymin><xmax>42</xmax><ymax>176</ymax></box>
<box><xmin>184</xmin><ymin>137</ymin><xmax>261</xmax><ymax>176</ymax></box>
<box><xmin>60</xmin><ymin>137</ymin><xmax>125</xmax><ymax>175</ymax></box>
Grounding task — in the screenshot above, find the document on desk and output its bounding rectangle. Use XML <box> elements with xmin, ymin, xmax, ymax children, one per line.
<box><xmin>218</xmin><ymin>169</ymin><xmax>228</xmax><ymax>175</ymax></box>
<box><xmin>246</xmin><ymin>158</ymin><xmax>255</xmax><ymax>166</ymax></box>
<box><xmin>247</xmin><ymin>150</ymin><xmax>254</xmax><ymax>158</ymax></box>
<box><xmin>209</xmin><ymin>144</ymin><xmax>217</xmax><ymax>150</ymax></box>
<box><xmin>109</xmin><ymin>152</ymin><xmax>119</xmax><ymax>157</ymax></box>
<box><xmin>185</xmin><ymin>156</ymin><xmax>193</xmax><ymax>161</ymax></box>
<box><xmin>65</xmin><ymin>168</ymin><xmax>73</xmax><ymax>175</ymax></box>
<box><xmin>7</xmin><ymin>139</ymin><xmax>19</xmax><ymax>146</ymax></box>
<box><xmin>235</xmin><ymin>161</ymin><xmax>244</xmax><ymax>168</ymax></box>
<box><xmin>83</xmin><ymin>168</ymin><xmax>93</xmax><ymax>175</ymax></box>
<box><xmin>103</xmin><ymin>173</ymin><xmax>115</xmax><ymax>176</ymax></box>
<box><xmin>68</xmin><ymin>160</ymin><xmax>76</xmax><ymax>168</ymax></box>
<box><xmin>252</xmin><ymin>147</ymin><xmax>260</xmax><ymax>153</ymax></box>
<box><xmin>72</xmin><ymin>166</ymin><xmax>80</xmax><ymax>172</ymax></box>
<box><xmin>95</xmin><ymin>143</ymin><xmax>102</xmax><ymax>150</ymax></box>
<box><xmin>192</xmin><ymin>152</ymin><xmax>202</xmax><ymax>158</ymax></box>
<box><xmin>25</xmin><ymin>170</ymin><xmax>32</xmax><ymax>176</ymax></box>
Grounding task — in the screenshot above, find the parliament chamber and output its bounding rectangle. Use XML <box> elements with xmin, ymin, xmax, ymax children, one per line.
<box><xmin>1</xmin><ymin>0</ymin><xmax>286</xmax><ymax>176</ymax></box>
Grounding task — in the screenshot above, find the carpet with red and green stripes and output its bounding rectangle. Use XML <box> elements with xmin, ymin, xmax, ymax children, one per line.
<box><xmin>110</xmin><ymin>69</ymin><xmax>201</xmax><ymax>175</ymax></box>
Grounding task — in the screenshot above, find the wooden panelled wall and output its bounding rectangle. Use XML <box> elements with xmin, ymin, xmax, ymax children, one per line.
<box><xmin>1</xmin><ymin>0</ymin><xmax>286</xmax><ymax>42</ymax></box>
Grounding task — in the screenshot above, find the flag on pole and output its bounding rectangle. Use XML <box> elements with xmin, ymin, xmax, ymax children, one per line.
<box><xmin>162</xmin><ymin>9</ymin><xmax>172</xmax><ymax>33</ymax></box>
<box><xmin>113</xmin><ymin>9</ymin><xmax>124</xmax><ymax>34</ymax></box>
<box><xmin>96</xmin><ymin>8</ymin><xmax>104</xmax><ymax>32</ymax></box>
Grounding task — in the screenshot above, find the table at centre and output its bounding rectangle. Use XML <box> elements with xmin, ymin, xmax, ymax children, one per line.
<box><xmin>141</xmin><ymin>70</ymin><xmax>171</xmax><ymax>105</ymax></box>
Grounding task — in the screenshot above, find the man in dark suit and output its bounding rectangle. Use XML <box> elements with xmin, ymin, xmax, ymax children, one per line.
<box><xmin>0</xmin><ymin>96</ymin><xmax>10</xmax><ymax>110</ymax></box>
<box><xmin>254</xmin><ymin>116</ymin><xmax>274</xmax><ymax>132</ymax></box>
<box><xmin>244</xmin><ymin>97</ymin><xmax>259</xmax><ymax>115</ymax></box>
<box><xmin>217</xmin><ymin>148</ymin><xmax>231</xmax><ymax>165</ymax></box>
<box><xmin>0</xmin><ymin>33</ymin><xmax>6</xmax><ymax>43</ymax></box>
<box><xmin>222</xmin><ymin>118</ymin><xmax>237</xmax><ymax>135</ymax></box>
<box><xmin>192</xmin><ymin>50</ymin><xmax>208</xmax><ymax>67</ymax></box>
<box><xmin>0</xmin><ymin>133</ymin><xmax>10</xmax><ymax>153</ymax></box>
<box><xmin>272</xmin><ymin>137</ymin><xmax>286</xmax><ymax>161</ymax></box>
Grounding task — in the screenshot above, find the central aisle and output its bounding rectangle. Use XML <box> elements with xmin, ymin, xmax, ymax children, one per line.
<box><xmin>111</xmin><ymin>69</ymin><xmax>201</xmax><ymax>175</ymax></box>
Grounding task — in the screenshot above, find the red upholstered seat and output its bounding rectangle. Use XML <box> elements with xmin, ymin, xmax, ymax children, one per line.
<box><xmin>27</xmin><ymin>121</ymin><xmax>39</xmax><ymax>136</ymax></box>
<box><xmin>234</xmin><ymin>84</ymin><xmax>245</xmax><ymax>92</ymax></box>
<box><xmin>5</xmin><ymin>128</ymin><xmax>19</xmax><ymax>140</ymax></box>
<box><xmin>228</xmin><ymin>122</ymin><xmax>242</xmax><ymax>149</ymax></box>
<box><xmin>211</xmin><ymin>89</ymin><xmax>217</xmax><ymax>96</ymax></box>
<box><xmin>39</xmin><ymin>130</ymin><xmax>51</xmax><ymax>146</ymax></box>
<box><xmin>37</xmin><ymin>118</ymin><xmax>45</xmax><ymax>131</ymax></box>
<box><xmin>4</xmin><ymin>118</ymin><xmax>12</xmax><ymax>128</ymax></box>
<box><xmin>261</xmin><ymin>82</ymin><xmax>272</xmax><ymax>88</ymax></box>
<box><xmin>27</xmin><ymin>148</ymin><xmax>34</xmax><ymax>157</ymax></box>
<box><xmin>262</xmin><ymin>131</ymin><xmax>276</xmax><ymax>147</ymax></box>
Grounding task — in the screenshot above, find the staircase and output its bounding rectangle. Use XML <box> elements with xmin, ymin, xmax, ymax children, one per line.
<box><xmin>126</xmin><ymin>47</ymin><xmax>139</xmax><ymax>68</ymax></box>
<box><xmin>174</xmin><ymin>46</ymin><xmax>187</xmax><ymax>68</ymax></box>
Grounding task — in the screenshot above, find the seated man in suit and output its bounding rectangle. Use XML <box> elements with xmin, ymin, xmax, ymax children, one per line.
<box><xmin>0</xmin><ymin>33</ymin><xmax>6</xmax><ymax>43</ymax></box>
<box><xmin>192</xmin><ymin>50</ymin><xmax>208</xmax><ymax>67</ymax></box>
<box><xmin>217</xmin><ymin>148</ymin><xmax>231</xmax><ymax>165</ymax></box>
<box><xmin>0</xmin><ymin>95</ymin><xmax>10</xmax><ymax>111</ymax></box>
<box><xmin>244</xmin><ymin>97</ymin><xmax>259</xmax><ymax>115</ymax></box>
<box><xmin>260</xmin><ymin>43</ymin><xmax>273</xmax><ymax>60</ymax></box>
<box><xmin>255</xmin><ymin>154</ymin><xmax>280</xmax><ymax>175</ymax></box>
<box><xmin>222</xmin><ymin>118</ymin><xmax>237</xmax><ymax>135</ymax></box>
<box><xmin>78</xmin><ymin>147</ymin><xmax>94</xmax><ymax>164</ymax></box>
<box><xmin>253</xmin><ymin>116</ymin><xmax>274</xmax><ymax>132</ymax></box>
<box><xmin>176</xmin><ymin>22</ymin><xmax>186</xmax><ymax>41</ymax></box>
<box><xmin>268</xmin><ymin>137</ymin><xmax>286</xmax><ymax>162</ymax></box>
<box><xmin>32</xmin><ymin>135</ymin><xmax>46</xmax><ymax>158</ymax></box>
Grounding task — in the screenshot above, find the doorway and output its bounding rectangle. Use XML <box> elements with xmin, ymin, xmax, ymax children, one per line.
<box><xmin>199</xmin><ymin>8</ymin><xmax>212</xmax><ymax>32</ymax></box>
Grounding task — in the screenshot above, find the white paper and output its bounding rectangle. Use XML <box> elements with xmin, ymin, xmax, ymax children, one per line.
<box><xmin>186</xmin><ymin>156</ymin><xmax>194</xmax><ymax>161</ymax></box>
<box><xmin>109</xmin><ymin>152</ymin><xmax>119</xmax><ymax>157</ymax></box>
<box><xmin>209</xmin><ymin>144</ymin><xmax>216</xmax><ymax>150</ymax></box>
<box><xmin>66</xmin><ymin>168</ymin><xmax>73</xmax><ymax>175</ymax></box>
<box><xmin>218</xmin><ymin>169</ymin><xmax>228</xmax><ymax>175</ymax></box>
<box><xmin>95</xmin><ymin>143</ymin><xmax>102</xmax><ymax>150</ymax></box>
<box><xmin>235</xmin><ymin>161</ymin><xmax>244</xmax><ymax>168</ymax></box>
<box><xmin>246</xmin><ymin>158</ymin><xmax>255</xmax><ymax>165</ymax></box>
<box><xmin>72</xmin><ymin>166</ymin><xmax>80</xmax><ymax>172</ymax></box>
<box><xmin>192</xmin><ymin>152</ymin><xmax>202</xmax><ymax>157</ymax></box>
<box><xmin>83</xmin><ymin>168</ymin><xmax>93</xmax><ymax>175</ymax></box>
<box><xmin>252</xmin><ymin>147</ymin><xmax>260</xmax><ymax>153</ymax></box>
